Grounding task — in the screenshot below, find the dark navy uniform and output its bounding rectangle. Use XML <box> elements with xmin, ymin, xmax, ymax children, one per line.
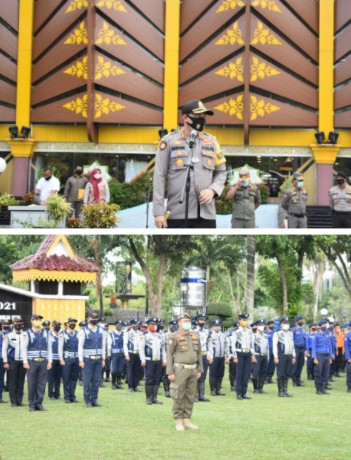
<box><xmin>312</xmin><ymin>320</ymin><xmax>333</xmax><ymax>395</ymax></box>
<box><xmin>291</xmin><ymin>315</ymin><xmax>306</xmax><ymax>386</ymax></box>
<box><xmin>231</xmin><ymin>314</ymin><xmax>253</xmax><ymax>400</ymax></box>
<box><xmin>306</xmin><ymin>325</ymin><xmax>317</xmax><ymax>380</ymax></box>
<box><xmin>251</xmin><ymin>320</ymin><xmax>269</xmax><ymax>394</ymax></box>
<box><xmin>195</xmin><ymin>314</ymin><xmax>210</xmax><ymax>402</ymax></box>
<box><xmin>208</xmin><ymin>320</ymin><xmax>226</xmax><ymax>396</ymax></box>
<box><xmin>344</xmin><ymin>325</ymin><xmax>351</xmax><ymax>392</ymax></box>
<box><xmin>273</xmin><ymin>317</ymin><xmax>295</xmax><ymax>397</ymax></box>
<box><xmin>21</xmin><ymin>317</ymin><xmax>52</xmax><ymax>411</ymax></box>
<box><xmin>123</xmin><ymin>319</ymin><xmax>143</xmax><ymax>392</ymax></box>
<box><xmin>108</xmin><ymin>320</ymin><xmax>125</xmax><ymax>390</ymax></box>
<box><xmin>265</xmin><ymin>321</ymin><xmax>275</xmax><ymax>383</ymax></box>
<box><xmin>0</xmin><ymin>327</ymin><xmax>6</xmax><ymax>403</ymax></box>
<box><xmin>58</xmin><ymin>318</ymin><xmax>79</xmax><ymax>403</ymax></box>
<box><xmin>225</xmin><ymin>321</ymin><xmax>239</xmax><ymax>391</ymax></box>
<box><xmin>78</xmin><ymin>313</ymin><xmax>107</xmax><ymax>407</ymax></box>
<box><xmin>139</xmin><ymin>318</ymin><xmax>166</xmax><ymax>405</ymax></box>
<box><xmin>327</xmin><ymin>323</ymin><xmax>337</xmax><ymax>380</ymax></box>
<box><xmin>2</xmin><ymin>319</ymin><xmax>26</xmax><ymax>406</ymax></box>
<box><xmin>48</xmin><ymin>323</ymin><xmax>62</xmax><ymax>399</ymax></box>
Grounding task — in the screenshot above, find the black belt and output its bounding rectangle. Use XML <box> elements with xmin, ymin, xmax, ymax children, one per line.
<box><xmin>317</xmin><ymin>353</ymin><xmax>330</xmax><ymax>357</ymax></box>
<box><xmin>288</xmin><ymin>212</ymin><xmax>305</xmax><ymax>218</ymax></box>
<box><xmin>333</xmin><ymin>210</ymin><xmax>351</xmax><ymax>214</ymax></box>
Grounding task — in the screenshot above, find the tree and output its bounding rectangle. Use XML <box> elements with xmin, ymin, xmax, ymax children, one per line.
<box><xmin>245</xmin><ymin>235</ymin><xmax>256</xmax><ymax>318</ymax></box>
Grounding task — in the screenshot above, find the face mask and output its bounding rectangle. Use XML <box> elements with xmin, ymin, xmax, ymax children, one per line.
<box><xmin>252</xmin><ymin>328</ymin><xmax>257</xmax><ymax>333</ymax></box>
<box><xmin>89</xmin><ymin>319</ymin><xmax>98</xmax><ymax>326</ymax></box>
<box><xmin>148</xmin><ymin>325</ymin><xmax>157</xmax><ymax>333</ymax></box>
<box><xmin>14</xmin><ymin>324</ymin><xmax>22</xmax><ymax>330</ymax></box>
<box><xmin>336</xmin><ymin>178</ymin><xmax>345</xmax><ymax>185</ymax></box>
<box><xmin>240</xmin><ymin>321</ymin><xmax>248</xmax><ymax>328</ymax></box>
<box><xmin>257</xmin><ymin>326</ymin><xmax>265</xmax><ymax>332</ymax></box>
<box><xmin>44</xmin><ymin>176</ymin><xmax>52</xmax><ymax>181</ymax></box>
<box><xmin>182</xmin><ymin>323</ymin><xmax>191</xmax><ymax>331</ymax></box>
<box><xmin>198</xmin><ymin>323</ymin><xmax>205</xmax><ymax>329</ymax></box>
<box><xmin>132</xmin><ymin>326</ymin><xmax>139</xmax><ymax>330</ymax></box>
<box><xmin>269</xmin><ymin>325</ymin><xmax>274</xmax><ymax>330</ymax></box>
<box><xmin>241</xmin><ymin>181</ymin><xmax>249</xmax><ymax>188</ymax></box>
<box><xmin>214</xmin><ymin>326</ymin><xmax>221</xmax><ymax>332</ymax></box>
<box><xmin>320</xmin><ymin>326</ymin><xmax>327</xmax><ymax>332</ymax></box>
<box><xmin>69</xmin><ymin>324</ymin><xmax>76</xmax><ymax>330</ymax></box>
<box><xmin>297</xmin><ymin>181</ymin><xmax>304</xmax><ymax>188</ymax></box>
<box><xmin>188</xmin><ymin>116</ymin><xmax>206</xmax><ymax>132</ymax></box>
<box><xmin>297</xmin><ymin>321</ymin><xmax>304</xmax><ymax>326</ymax></box>
<box><xmin>170</xmin><ymin>326</ymin><xmax>178</xmax><ymax>332</ymax></box>
<box><xmin>311</xmin><ymin>328</ymin><xmax>316</xmax><ymax>332</ymax></box>
<box><xmin>76</xmin><ymin>169</ymin><xmax>83</xmax><ymax>175</ymax></box>
<box><xmin>33</xmin><ymin>321</ymin><xmax>42</xmax><ymax>328</ymax></box>
<box><xmin>282</xmin><ymin>324</ymin><xmax>289</xmax><ymax>331</ymax></box>
<box><xmin>116</xmin><ymin>326</ymin><xmax>123</xmax><ymax>331</ymax></box>
<box><xmin>53</xmin><ymin>325</ymin><xmax>61</xmax><ymax>332</ymax></box>
<box><xmin>94</xmin><ymin>174</ymin><xmax>102</xmax><ymax>180</ymax></box>
<box><xmin>3</xmin><ymin>326</ymin><xmax>11</xmax><ymax>331</ymax></box>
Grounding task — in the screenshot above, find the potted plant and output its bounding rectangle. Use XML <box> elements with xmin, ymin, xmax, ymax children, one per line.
<box><xmin>45</xmin><ymin>195</ymin><xmax>72</xmax><ymax>227</ymax></box>
<box><xmin>80</xmin><ymin>202</ymin><xmax>119</xmax><ymax>228</ymax></box>
<box><xmin>0</xmin><ymin>193</ymin><xmax>19</xmax><ymax>225</ymax></box>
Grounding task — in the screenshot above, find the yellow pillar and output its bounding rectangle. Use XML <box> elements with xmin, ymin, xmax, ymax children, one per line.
<box><xmin>16</xmin><ymin>0</ymin><xmax>35</xmax><ymax>129</ymax></box>
<box><xmin>163</xmin><ymin>0</ymin><xmax>180</xmax><ymax>132</ymax></box>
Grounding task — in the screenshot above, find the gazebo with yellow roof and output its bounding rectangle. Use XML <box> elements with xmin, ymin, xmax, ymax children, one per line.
<box><xmin>10</xmin><ymin>235</ymin><xmax>99</xmax><ymax>324</ymax></box>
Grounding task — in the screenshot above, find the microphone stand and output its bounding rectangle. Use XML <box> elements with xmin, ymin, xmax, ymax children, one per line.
<box><xmin>179</xmin><ymin>138</ymin><xmax>195</xmax><ymax>228</ymax></box>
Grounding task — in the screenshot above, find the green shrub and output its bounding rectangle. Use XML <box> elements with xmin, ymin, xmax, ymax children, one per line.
<box><xmin>46</xmin><ymin>195</ymin><xmax>72</xmax><ymax>224</ymax></box>
<box><xmin>80</xmin><ymin>202</ymin><xmax>119</xmax><ymax>228</ymax></box>
<box><xmin>207</xmin><ymin>302</ymin><xmax>233</xmax><ymax>317</ymax></box>
<box><xmin>0</xmin><ymin>193</ymin><xmax>19</xmax><ymax>207</ymax></box>
<box><xmin>109</xmin><ymin>174</ymin><xmax>152</xmax><ymax>210</ymax></box>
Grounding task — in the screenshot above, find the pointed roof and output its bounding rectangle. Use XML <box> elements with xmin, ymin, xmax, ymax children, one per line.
<box><xmin>11</xmin><ymin>236</ymin><xmax>98</xmax><ymax>283</ymax></box>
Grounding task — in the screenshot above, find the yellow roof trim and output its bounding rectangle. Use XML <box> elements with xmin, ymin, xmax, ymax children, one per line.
<box><xmin>12</xmin><ymin>269</ymin><xmax>96</xmax><ymax>284</ymax></box>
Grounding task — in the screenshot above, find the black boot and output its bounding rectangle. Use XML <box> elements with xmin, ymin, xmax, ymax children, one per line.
<box><xmin>296</xmin><ymin>378</ymin><xmax>305</xmax><ymax>387</ymax></box>
<box><xmin>216</xmin><ymin>380</ymin><xmax>225</xmax><ymax>396</ymax></box>
<box><xmin>316</xmin><ymin>387</ymin><xmax>324</xmax><ymax>395</ymax></box>
<box><xmin>210</xmin><ymin>380</ymin><xmax>217</xmax><ymax>396</ymax></box>
<box><xmin>267</xmin><ymin>376</ymin><xmax>274</xmax><ymax>384</ymax></box>
<box><xmin>292</xmin><ymin>378</ymin><xmax>298</xmax><ymax>387</ymax></box>
<box><xmin>347</xmin><ymin>385</ymin><xmax>351</xmax><ymax>393</ymax></box>
<box><xmin>152</xmin><ymin>385</ymin><xmax>163</xmax><ymax>404</ymax></box>
<box><xmin>116</xmin><ymin>374</ymin><xmax>123</xmax><ymax>390</ymax></box>
<box><xmin>198</xmin><ymin>381</ymin><xmax>210</xmax><ymax>402</ymax></box>
<box><xmin>321</xmin><ymin>387</ymin><xmax>330</xmax><ymax>395</ymax></box>
<box><xmin>259</xmin><ymin>378</ymin><xmax>267</xmax><ymax>394</ymax></box>
<box><xmin>284</xmin><ymin>380</ymin><xmax>293</xmax><ymax>397</ymax></box>
<box><xmin>163</xmin><ymin>376</ymin><xmax>170</xmax><ymax>398</ymax></box>
<box><xmin>145</xmin><ymin>385</ymin><xmax>153</xmax><ymax>405</ymax></box>
<box><xmin>252</xmin><ymin>379</ymin><xmax>260</xmax><ymax>394</ymax></box>
<box><xmin>278</xmin><ymin>379</ymin><xmax>285</xmax><ymax>397</ymax></box>
<box><xmin>229</xmin><ymin>375</ymin><xmax>236</xmax><ymax>392</ymax></box>
<box><xmin>111</xmin><ymin>373</ymin><xmax>117</xmax><ymax>390</ymax></box>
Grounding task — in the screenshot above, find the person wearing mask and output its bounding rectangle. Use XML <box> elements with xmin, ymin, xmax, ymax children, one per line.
<box><xmin>107</xmin><ymin>320</ymin><xmax>126</xmax><ymax>390</ymax></box>
<box><xmin>344</xmin><ymin>321</ymin><xmax>351</xmax><ymax>393</ymax></box>
<box><xmin>265</xmin><ymin>320</ymin><xmax>275</xmax><ymax>384</ymax></box>
<box><xmin>226</xmin><ymin>167</ymin><xmax>261</xmax><ymax>228</ymax></box>
<box><xmin>273</xmin><ymin>317</ymin><xmax>296</xmax><ymax>397</ymax></box>
<box><xmin>312</xmin><ymin>319</ymin><xmax>334</xmax><ymax>395</ymax></box>
<box><xmin>123</xmin><ymin>318</ymin><xmax>143</xmax><ymax>392</ymax></box>
<box><xmin>58</xmin><ymin>318</ymin><xmax>79</xmax><ymax>403</ymax></box>
<box><xmin>208</xmin><ymin>319</ymin><xmax>226</xmax><ymax>397</ymax></box>
<box><xmin>83</xmin><ymin>168</ymin><xmax>110</xmax><ymax>204</ymax></box>
<box><xmin>63</xmin><ymin>166</ymin><xmax>88</xmax><ymax>217</ymax></box>
<box><xmin>139</xmin><ymin>317</ymin><xmax>166</xmax><ymax>405</ymax></box>
<box><xmin>195</xmin><ymin>314</ymin><xmax>210</xmax><ymax>402</ymax></box>
<box><xmin>305</xmin><ymin>324</ymin><xmax>318</xmax><ymax>380</ymax></box>
<box><xmin>291</xmin><ymin>315</ymin><xmax>306</xmax><ymax>387</ymax></box>
<box><xmin>153</xmin><ymin>99</ymin><xmax>227</xmax><ymax>229</ymax></box>
<box><xmin>225</xmin><ymin>320</ymin><xmax>239</xmax><ymax>392</ymax></box>
<box><xmin>21</xmin><ymin>314</ymin><xmax>52</xmax><ymax>411</ymax></box>
<box><xmin>48</xmin><ymin>321</ymin><xmax>62</xmax><ymax>400</ymax></box>
<box><xmin>281</xmin><ymin>172</ymin><xmax>308</xmax><ymax>228</ymax></box>
<box><xmin>231</xmin><ymin>313</ymin><xmax>253</xmax><ymax>400</ymax></box>
<box><xmin>78</xmin><ymin>311</ymin><xmax>106</xmax><ymax>408</ymax></box>
<box><xmin>251</xmin><ymin>319</ymin><xmax>269</xmax><ymax>394</ymax></box>
<box><xmin>2</xmin><ymin>317</ymin><xmax>26</xmax><ymax>407</ymax></box>
<box><xmin>166</xmin><ymin>313</ymin><xmax>203</xmax><ymax>431</ymax></box>
<box><xmin>329</xmin><ymin>171</ymin><xmax>351</xmax><ymax>228</ymax></box>
<box><xmin>42</xmin><ymin>320</ymin><xmax>51</xmax><ymax>331</ymax></box>
<box><xmin>34</xmin><ymin>168</ymin><xmax>60</xmax><ymax>205</ymax></box>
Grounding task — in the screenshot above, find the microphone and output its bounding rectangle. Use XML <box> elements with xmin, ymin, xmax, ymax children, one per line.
<box><xmin>189</xmin><ymin>129</ymin><xmax>198</xmax><ymax>149</ymax></box>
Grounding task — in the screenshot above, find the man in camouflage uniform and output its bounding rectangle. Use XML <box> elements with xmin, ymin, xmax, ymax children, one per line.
<box><xmin>226</xmin><ymin>167</ymin><xmax>261</xmax><ymax>228</ymax></box>
<box><xmin>281</xmin><ymin>172</ymin><xmax>308</xmax><ymax>228</ymax></box>
<box><xmin>153</xmin><ymin>99</ymin><xmax>227</xmax><ymax>228</ymax></box>
<box><xmin>167</xmin><ymin>313</ymin><xmax>203</xmax><ymax>431</ymax></box>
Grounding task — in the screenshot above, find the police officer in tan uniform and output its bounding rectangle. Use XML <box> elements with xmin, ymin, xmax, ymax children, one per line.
<box><xmin>153</xmin><ymin>100</ymin><xmax>227</xmax><ymax>229</ymax></box>
<box><xmin>329</xmin><ymin>170</ymin><xmax>351</xmax><ymax>228</ymax></box>
<box><xmin>226</xmin><ymin>167</ymin><xmax>261</xmax><ymax>228</ymax></box>
<box><xmin>167</xmin><ymin>313</ymin><xmax>203</xmax><ymax>431</ymax></box>
<box><xmin>281</xmin><ymin>172</ymin><xmax>308</xmax><ymax>228</ymax></box>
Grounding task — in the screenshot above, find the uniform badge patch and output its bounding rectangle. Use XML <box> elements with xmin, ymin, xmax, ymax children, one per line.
<box><xmin>207</xmin><ymin>159</ymin><xmax>213</xmax><ymax>167</ymax></box>
<box><xmin>159</xmin><ymin>141</ymin><xmax>167</xmax><ymax>151</ymax></box>
<box><xmin>176</xmin><ymin>159</ymin><xmax>184</xmax><ymax>167</ymax></box>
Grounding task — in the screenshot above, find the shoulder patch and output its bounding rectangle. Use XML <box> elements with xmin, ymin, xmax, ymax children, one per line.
<box><xmin>159</xmin><ymin>141</ymin><xmax>167</xmax><ymax>151</ymax></box>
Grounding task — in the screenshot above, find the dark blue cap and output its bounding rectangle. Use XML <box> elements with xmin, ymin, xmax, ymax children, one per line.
<box><xmin>318</xmin><ymin>319</ymin><xmax>327</xmax><ymax>326</ymax></box>
<box><xmin>255</xmin><ymin>319</ymin><xmax>266</xmax><ymax>326</ymax></box>
<box><xmin>239</xmin><ymin>313</ymin><xmax>249</xmax><ymax>320</ymax></box>
<box><xmin>146</xmin><ymin>317</ymin><xmax>158</xmax><ymax>324</ymax></box>
<box><xmin>295</xmin><ymin>315</ymin><xmax>303</xmax><ymax>322</ymax></box>
<box><xmin>169</xmin><ymin>320</ymin><xmax>177</xmax><ymax>326</ymax></box>
<box><xmin>212</xmin><ymin>319</ymin><xmax>222</xmax><ymax>326</ymax></box>
<box><xmin>232</xmin><ymin>320</ymin><xmax>239</xmax><ymax>328</ymax></box>
<box><xmin>266</xmin><ymin>320</ymin><xmax>274</xmax><ymax>326</ymax></box>
<box><xmin>280</xmin><ymin>316</ymin><xmax>289</xmax><ymax>324</ymax></box>
<box><xmin>114</xmin><ymin>320</ymin><xmax>123</xmax><ymax>325</ymax></box>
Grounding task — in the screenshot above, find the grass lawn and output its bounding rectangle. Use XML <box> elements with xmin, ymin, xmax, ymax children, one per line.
<box><xmin>1</xmin><ymin>373</ymin><xmax>350</xmax><ymax>460</ymax></box>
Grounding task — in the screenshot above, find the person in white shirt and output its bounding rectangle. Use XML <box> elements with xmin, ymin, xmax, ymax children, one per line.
<box><xmin>34</xmin><ymin>168</ymin><xmax>60</xmax><ymax>204</ymax></box>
